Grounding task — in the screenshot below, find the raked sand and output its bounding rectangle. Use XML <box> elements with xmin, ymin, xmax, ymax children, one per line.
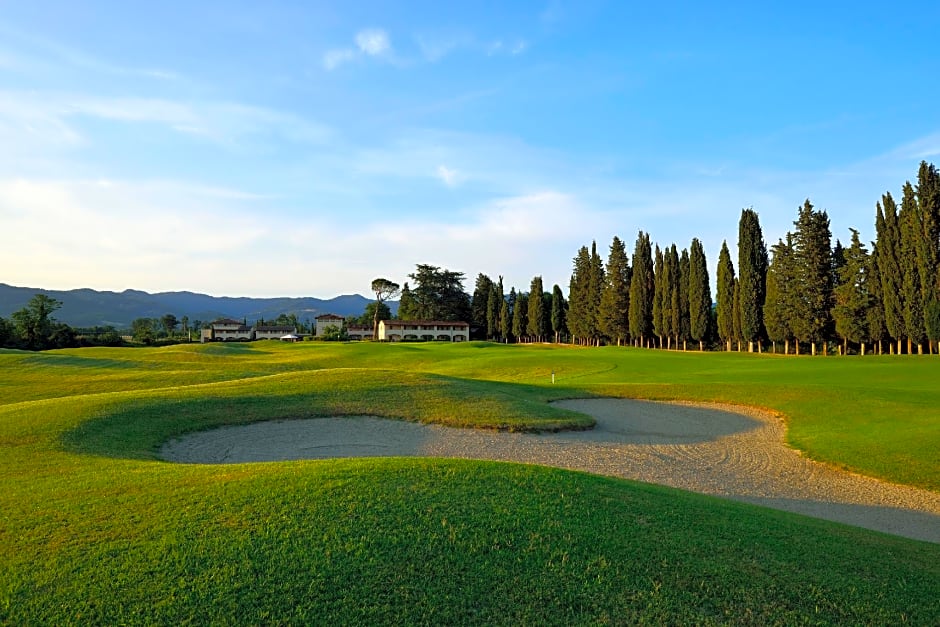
<box><xmin>160</xmin><ymin>398</ymin><xmax>940</xmax><ymax>543</ymax></box>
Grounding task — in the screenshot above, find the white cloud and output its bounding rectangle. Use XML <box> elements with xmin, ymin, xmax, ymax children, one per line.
<box><xmin>355</xmin><ymin>29</ymin><xmax>391</xmax><ymax>56</ymax></box>
<box><xmin>436</xmin><ymin>165</ymin><xmax>458</xmax><ymax>186</ymax></box>
<box><xmin>322</xmin><ymin>28</ymin><xmax>392</xmax><ymax>71</ymax></box>
<box><xmin>511</xmin><ymin>40</ymin><xmax>528</xmax><ymax>55</ymax></box>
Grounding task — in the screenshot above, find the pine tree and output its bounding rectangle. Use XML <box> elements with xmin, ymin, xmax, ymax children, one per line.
<box><xmin>551</xmin><ymin>284</ymin><xmax>567</xmax><ymax>343</ymax></box>
<box><xmin>397</xmin><ymin>282</ymin><xmax>415</xmax><ymax>320</ymax></box>
<box><xmin>716</xmin><ymin>241</ymin><xmax>736</xmax><ymax>351</ymax></box>
<box><xmin>527</xmin><ymin>276</ymin><xmax>545</xmax><ymax>342</ymax></box>
<box><xmin>899</xmin><ymin>182</ymin><xmax>926</xmax><ymax>353</ymax></box>
<box><xmin>791</xmin><ymin>199</ymin><xmax>832</xmax><ymax>355</ymax></box>
<box><xmin>512</xmin><ymin>292</ymin><xmax>528</xmax><ymax>342</ymax></box>
<box><xmin>652</xmin><ymin>245</ymin><xmax>665</xmax><ymax>347</ymax></box>
<box><xmin>832</xmin><ymin>229</ymin><xmax>871</xmax><ymax>354</ymax></box>
<box><xmin>688</xmin><ymin>238</ymin><xmax>711</xmax><ymax>351</ymax></box>
<box><xmin>875</xmin><ymin>194</ymin><xmax>904</xmax><ymax>353</ymax></box>
<box><xmin>628</xmin><ymin>231</ymin><xmax>654</xmax><ymax>346</ymax></box>
<box><xmin>737</xmin><ymin>208</ymin><xmax>768</xmax><ymax>351</ymax></box>
<box><xmin>598</xmin><ymin>235</ymin><xmax>631</xmax><ymax>345</ymax></box>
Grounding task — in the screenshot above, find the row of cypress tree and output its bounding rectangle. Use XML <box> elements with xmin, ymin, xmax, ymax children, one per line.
<box><xmin>468</xmin><ymin>160</ymin><xmax>939</xmax><ymax>354</ymax></box>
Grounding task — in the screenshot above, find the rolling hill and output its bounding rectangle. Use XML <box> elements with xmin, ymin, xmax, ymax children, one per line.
<box><xmin>0</xmin><ymin>283</ymin><xmax>393</xmax><ymax>328</ymax></box>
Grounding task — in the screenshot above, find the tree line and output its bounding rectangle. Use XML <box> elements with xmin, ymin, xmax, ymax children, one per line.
<box><xmin>464</xmin><ymin>160</ymin><xmax>939</xmax><ymax>355</ymax></box>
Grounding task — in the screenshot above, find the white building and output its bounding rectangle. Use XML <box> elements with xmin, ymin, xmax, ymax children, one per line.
<box><xmin>378</xmin><ymin>320</ymin><xmax>469</xmax><ymax>342</ymax></box>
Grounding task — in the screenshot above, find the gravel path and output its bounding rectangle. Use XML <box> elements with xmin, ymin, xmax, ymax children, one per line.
<box><xmin>160</xmin><ymin>398</ymin><xmax>940</xmax><ymax>543</ymax></box>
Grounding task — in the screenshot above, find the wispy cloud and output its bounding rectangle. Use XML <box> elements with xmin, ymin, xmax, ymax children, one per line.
<box><xmin>436</xmin><ymin>165</ymin><xmax>458</xmax><ymax>186</ymax></box>
<box><xmin>486</xmin><ymin>39</ymin><xmax>529</xmax><ymax>56</ymax></box>
<box><xmin>323</xmin><ymin>28</ymin><xmax>393</xmax><ymax>70</ymax></box>
<box><xmin>0</xmin><ymin>23</ymin><xmax>179</xmax><ymax>81</ymax></box>
<box><xmin>0</xmin><ymin>90</ymin><xmax>333</xmax><ymax>149</ymax></box>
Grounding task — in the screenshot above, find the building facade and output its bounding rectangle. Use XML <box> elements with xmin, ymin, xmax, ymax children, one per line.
<box><xmin>201</xmin><ymin>319</ymin><xmax>297</xmax><ymax>342</ymax></box>
<box><xmin>378</xmin><ymin>320</ymin><xmax>469</xmax><ymax>342</ymax></box>
<box><xmin>314</xmin><ymin>314</ymin><xmax>346</xmax><ymax>337</ymax></box>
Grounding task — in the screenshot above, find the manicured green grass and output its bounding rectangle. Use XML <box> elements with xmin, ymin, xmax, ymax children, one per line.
<box><xmin>1</xmin><ymin>341</ymin><xmax>938</xmax><ymax>623</ymax></box>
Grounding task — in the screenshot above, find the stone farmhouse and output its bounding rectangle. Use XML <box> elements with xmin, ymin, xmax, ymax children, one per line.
<box><xmin>201</xmin><ymin>319</ymin><xmax>297</xmax><ymax>342</ymax></box>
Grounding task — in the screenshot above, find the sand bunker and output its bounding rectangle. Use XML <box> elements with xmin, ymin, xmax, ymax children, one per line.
<box><xmin>161</xmin><ymin>398</ymin><xmax>940</xmax><ymax>543</ymax></box>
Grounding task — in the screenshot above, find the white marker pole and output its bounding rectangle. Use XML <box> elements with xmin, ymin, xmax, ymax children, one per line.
<box><xmin>551</xmin><ymin>370</ymin><xmax>555</xmax><ymax>384</ymax></box>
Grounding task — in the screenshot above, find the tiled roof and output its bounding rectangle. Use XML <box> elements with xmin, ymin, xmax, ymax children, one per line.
<box><xmin>315</xmin><ymin>314</ymin><xmax>345</xmax><ymax>320</ymax></box>
<box><xmin>213</xmin><ymin>318</ymin><xmax>244</xmax><ymax>325</ymax></box>
<box><xmin>381</xmin><ymin>320</ymin><xmax>469</xmax><ymax>327</ymax></box>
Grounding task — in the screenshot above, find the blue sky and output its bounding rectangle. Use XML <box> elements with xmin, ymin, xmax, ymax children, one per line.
<box><xmin>1</xmin><ymin>1</ymin><xmax>938</xmax><ymax>298</ymax></box>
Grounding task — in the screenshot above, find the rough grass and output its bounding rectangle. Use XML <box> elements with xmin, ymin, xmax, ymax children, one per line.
<box><xmin>1</xmin><ymin>341</ymin><xmax>939</xmax><ymax>624</ymax></box>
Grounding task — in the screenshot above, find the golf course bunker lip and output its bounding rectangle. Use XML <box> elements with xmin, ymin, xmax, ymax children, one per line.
<box><xmin>159</xmin><ymin>400</ymin><xmax>760</xmax><ymax>464</ymax></box>
<box><xmin>160</xmin><ymin>398</ymin><xmax>940</xmax><ymax>544</ymax></box>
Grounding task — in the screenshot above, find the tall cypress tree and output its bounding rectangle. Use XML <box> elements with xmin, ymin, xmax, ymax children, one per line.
<box><xmin>470</xmin><ymin>274</ymin><xmax>494</xmax><ymax>340</ymax></box>
<box><xmin>551</xmin><ymin>284</ymin><xmax>567</xmax><ymax>343</ymax></box>
<box><xmin>500</xmin><ymin>290</ymin><xmax>512</xmax><ymax>343</ymax></box>
<box><xmin>598</xmin><ymin>235</ymin><xmax>631</xmax><ymax>345</ymax></box>
<box><xmin>899</xmin><ymin>182</ymin><xmax>926</xmax><ymax>353</ymax></box>
<box><xmin>866</xmin><ymin>243</ymin><xmax>887</xmax><ymax>354</ymax></box>
<box><xmin>512</xmin><ymin>292</ymin><xmax>528</xmax><ymax>342</ymax></box>
<box><xmin>527</xmin><ymin>276</ymin><xmax>545</xmax><ymax>342</ymax></box>
<box><xmin>628</xmin><ymin>231</ymin><xmax>654</xmax><ymax>346</ymax></box>
<box><xmin>716</xmin><ymin>241</ymin><xmax>736</xmax><ymax>351</ymax></box>
<box><xmin>732</xmin><ymin>278</ymin><xmax>742</xmax><ymax>350</ymax></box>
<box><xmin>666</xmin><ymin>244</ymin><xmax>680</xmax><ymax>349</ymax></box>
<box><xmin>875</xmin><ymin>194</ymin><xmax>904</xmax><ymax>353</ymax></box>
<box><xmin>688</xmin><ymin>238</ymin><xmax>711</xmax><ymax>351</ymax></box>
<box><xmin>791</xmin><ymin>199</ymin><xmax>832</xmax><ymax>354</ymax></box>
<box><xmin>652</xmin><ymin>245</ymin><xmax>665</xmax><ymax>347</ymax></box>
<box><xmin>916</xmin><ymin>161</ymin><xmax>940</xmax><ymax>353</ymax></box>
<box><xmin>832</xmin><ymin>229</ymin><xmax>871</xmax><ymax>354</ymax></box>
<box><xmin>486</xmin><ymin>277</ymin><xmax>503</xmax><ymax>340</ymax></box>
<box><xmin>587</xmin><ymin>241</ymin><xmax>605</xmax><ymax>345</ymax></box>
<box><xmin>764</xmin><ymin>236</ymin><xmax>796</xmax><ymax>354</ymax></box>
<box><xmin>678</xmin><ymin>247</ymin><xmax>691</xmax><ymax>348</ymax></box>
<box><xmin>567</xmin><ymin>246</ymin><xmax>591</xmax><ymax>344</ymax></box>
<box><xmin>737</xmin><ymin>208</ymin><xmax>768</xmax><ymax>351</ymax></box>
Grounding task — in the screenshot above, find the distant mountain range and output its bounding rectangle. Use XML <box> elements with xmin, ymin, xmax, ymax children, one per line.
<box><xmin>0</xmin><ymin>283</ymin><xmax>395</xmax><ymax>329</ymax></box>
